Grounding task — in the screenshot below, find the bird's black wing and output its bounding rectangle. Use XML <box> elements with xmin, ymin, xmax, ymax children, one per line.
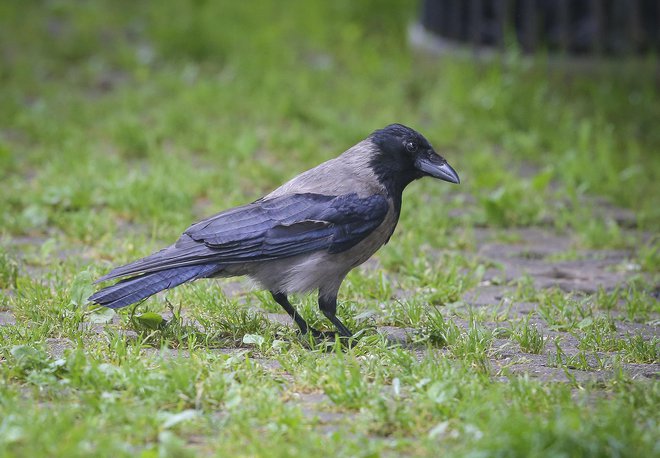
<box><xmin>96</xmin><ymin>193</ymin><xmax>389</xmax><ymax>282</ymax></box>
<box><xmin>188</xmin><ymin>193</ymin><xmax>389</xmax><ymax>258</ymax></box>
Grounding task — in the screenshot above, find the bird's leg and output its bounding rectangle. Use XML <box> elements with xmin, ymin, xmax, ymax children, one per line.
<box><xmin>271</xmin><ymin>291</ymin><xmax>320</xmax><ymax>336</ymax></box>
<box><xmin>318</xmin><ymin>294</ymin><xmax>353</xmax><ymax>338</ymax></box>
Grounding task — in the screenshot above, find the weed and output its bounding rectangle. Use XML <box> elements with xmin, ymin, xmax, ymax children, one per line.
<box><xmin>622</xmin><ymin>286</ymin><xmax>659</xmax><ymax>323</ymax></box>
<box><xmin>636</xmin><ymin>237</ymin><xmax>659</xmax><ymax>272</ymax></box>
<box><xmin>536</xmin><ymin>290</ymin><xmax>594</xmax><ymax>331</ymax></box>
<box><xmin>449</xmin><ymin>318</ymin><xmax>493</xmax><ymax>373</ymax></box>
<box><xmin>548</xmin><ymin>340</ymin><xmax>606</xmax><ymax>372</ymax></box>
<box><xmin>413</xmin><ymin>304</ymin><xmax>461</xmax><ymax>346</ymax></box>
<box><xmin>620</xmin><ymin>334</ymin><xmax>658</xmax><ymax>364</ymax></box>
<box><xmin>576</xmin><ymin>316</ymin><xmax>620</xmax><ymax>352</ymax></box>
<box><xmin>0</xmin><ymin>248</ymin><xmax>18</xmax><ymax>290</ymax></box>
<box><xmin>512</xmin><ymin>318</ymin><xmax>546</xmax><ymax>354</ymax></box>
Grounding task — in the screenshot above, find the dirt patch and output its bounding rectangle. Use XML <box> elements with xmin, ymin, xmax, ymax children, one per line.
<box><xmin>265</xmin><ymin>313</ymin><xmax>293</xmax><ymax>327</ymax></box>
<box><xmin>377</xmin><ymin>326</ymin><xmax>417</xmax><ymax>346</ymax></box>
<box><xmin>290</xmin><ymin>392</ymin><xmax>348</xmax><ymax>433</ymax></box>
<box><xmin>0</xmin><ymin>311</ymin><xmax>16</xmax><ymax>326</ymax></box>
<box><xmin>45</xmin><ymin>338</ymin><xmax>73</xmax><ymax>359</ymax></box>
<box><xmin>500</xmin><ymin>354</ymin><xmax>614</xmax><ymax>383</ymax></box>
<box><xmin>476</xmin><ymin>228</ymin><xmax>635</xmax><ymax>293</ymax></box>
<box><xmin>462</xmin><ymin>285</ymin><xmax>514</xmax><ymax>306</ymax></box>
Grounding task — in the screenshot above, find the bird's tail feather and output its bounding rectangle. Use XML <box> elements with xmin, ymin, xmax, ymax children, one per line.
<box><xmin>89</xmin><ymin>264</ymin><xmax>219</xmax><ymax>309</ymax></box>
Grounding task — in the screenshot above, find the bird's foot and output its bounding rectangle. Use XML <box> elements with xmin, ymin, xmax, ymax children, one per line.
<box><xmin>301</xmin><ymin>327</ymin><xmax>356</xmax><ymax>348</ymax></box>
<box><xmin>307</xmin><ymin>327</ymin><xmax>338</xmax><ymax>340</ymax></box>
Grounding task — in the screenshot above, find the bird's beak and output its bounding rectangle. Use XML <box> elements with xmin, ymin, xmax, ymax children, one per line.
<box><xmin>415</xmin><ymin>152</ymin><xmax>460</xmax><ymax>184</ymax></box>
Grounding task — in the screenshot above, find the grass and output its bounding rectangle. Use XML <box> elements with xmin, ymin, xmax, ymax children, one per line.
<box><xmin>1</xmin><ymin>0</ymin><xmax>659</xmax><ymax>456</ymax></box>
<box><xmin>512</xmin><ymin>318</ymin><xmax>547</xmax><ymax>354</ymax></box>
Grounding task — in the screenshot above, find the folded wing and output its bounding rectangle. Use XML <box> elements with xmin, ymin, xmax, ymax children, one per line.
<box><xmin>96</xmin><ymin>193</ymin><xmax>389</xmax><ymax>282</ymax></box>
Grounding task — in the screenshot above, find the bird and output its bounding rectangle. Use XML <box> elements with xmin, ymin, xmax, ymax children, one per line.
<box><xmin>89</xmin><ymin>123</ymin><xmax>460</xmax><ymax>339</ymax></box>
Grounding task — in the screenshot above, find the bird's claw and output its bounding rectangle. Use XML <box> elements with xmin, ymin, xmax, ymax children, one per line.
<box><xmin>302</xmin><ymin>326</ymin><xmax>338</xmax><ymax>340</ymax></box>
<box><xmin>299</xmin><ymin>327</ymin><xmax>356</xmax><ymax>349</ymax></box>
<box><xmin>306</xmin><ymin>327</ymin><xmax>338</xmax><ymax>340</ymax></box>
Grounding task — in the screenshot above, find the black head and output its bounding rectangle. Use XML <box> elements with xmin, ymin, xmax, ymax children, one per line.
<box><xmin>369</xmin><ymin>124</ymin><xmax>460</xmax><ymax>195</ymax></box>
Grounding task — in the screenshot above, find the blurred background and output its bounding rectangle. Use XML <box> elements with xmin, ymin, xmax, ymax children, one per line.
<box><xmin>418</xmin><ymin>0</ymin><xmax>660</xmax><ymax>55</ymax></box>
<box><xmin>0</xmin><ymin>3</ymin><xmax>658</xmax><ymax>454</ymax></box>
<box><xmin>0</xmin><ymin>0</ymin><xmax>658</xmax><ymax>250</ymax></box>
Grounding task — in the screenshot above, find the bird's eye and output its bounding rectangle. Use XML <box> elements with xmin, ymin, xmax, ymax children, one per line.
<box><xmin>405</xmin><ymin>141</ymin><xmax>417</xmax><ymax>153</ymax></box>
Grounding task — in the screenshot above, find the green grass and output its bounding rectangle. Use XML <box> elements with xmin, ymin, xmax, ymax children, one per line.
<box><xmin>1</xmin><ymin>0</ymin><xmax>659</xmax><ymax>456</ymax></box>
<box><xmin>512</xmin><ymin>318</ymin><xmax>547</xmax><ymax>354</ymax></box>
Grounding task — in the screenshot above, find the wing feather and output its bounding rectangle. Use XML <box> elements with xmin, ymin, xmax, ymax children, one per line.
<box><xmin>97</xmin><ymin>193</ymin><xmax>389</xmax><ymax>282</ymax></box>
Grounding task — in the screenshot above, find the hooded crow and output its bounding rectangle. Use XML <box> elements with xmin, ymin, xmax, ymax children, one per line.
<box><xmin>89</xmin><ymin>124</ymin><xmax>460</xmax><ymax>338</ymax></box>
